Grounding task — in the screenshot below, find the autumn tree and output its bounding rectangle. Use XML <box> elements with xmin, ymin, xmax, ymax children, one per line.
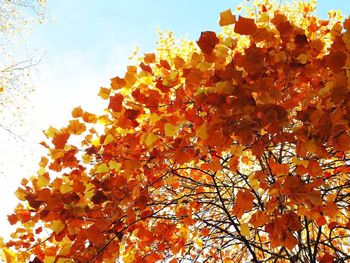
<box><xmin>2</xmin><ymin>0</ymin><xmax>350</xmax><ymax>262</ymax></box>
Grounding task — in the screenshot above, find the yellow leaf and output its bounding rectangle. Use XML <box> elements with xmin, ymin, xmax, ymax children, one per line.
<box><xmin>91</xmin><ymin>136</ymin><xmax>100</xmax><ymax>147</ymax></box>
<box><xmin>59</xmin><ymin>241</ymin><xmax>71</xmax><ymax>256</ymax></box>
<box><xmin>195</xmin><ymin>238</ymin><xmax>203</xmax><ymax>248</ymax></box>
<box><xmin>248</xmin><ymin>174</ymin><xmax>259</xmax><ymax>191</ymax></box>
<box><xmin>82</xmin><ymin>154</ymin><xmax>92</xmax><ymax>164</ymax></box>
<box><xmin>197</xmin><ymin>61</ymin><xmax>212</xmax><ymax>72</ymax></box>
<box><xmin>38</xmin><ymin>167</ymin><xmax>45</xmax><ymax>176</ymax></box>
<box><xmin>164</xmin><ymin>123</ymin><xmax>177</xmax><ymax>137</ymax></box>
<box><xmin>37</xmin><ymin>173</ymin><xmax>50</xmax><ymax>188</ymax></box>
<box><xmin>223</xmin><ymin>37</ymin><xmax>236</xmax><ymax>48</ymax></box>
<box><xmin>108</xmin><ymin>160</ymin><xmax>121</xmax><ymax>171</ymax></box>
<box><xmin>44</xmin><ymin>126</ymin><xmax>59</xmax><ymax>138</ymax></box>
<box><xmin>51</xmin><ymin>220</ymin><xmax>65</xmax><ymax>234</ymax></box>
<box><xmin>103</xmin><ymin>134</ymin><xmax>114</xmax><ymax>145</ymax></box>
<box><xmin>98</xmin><ymin>115</ymin><xmax>112</xmax><ymax>126</ymax></box>
<box><xmin>59</xmin><ymin>184</ymin><xmax>72</xmax><ymax>194</ymax></box>
<box><xmin>98</xmin><ymin>87</ymin><xmax>111</xmax><ymax>99</ymax></box>
<box><xmin>84</xmin><ymin>183</ymin><xmax>95</xmax><ymax>199</ymax></box>
<box><xmin>145</xmin><ymin>133</ymin><xmax>158</xmax><ymax>147</ymax></box>
<box><xmin>196</xmin><ymin>124</ymin><xmax>207</xmax><ymax>140</ymax></box>
<box><xmin>123</xmin><ymin>249</ymin><xmax>136</xmax><ymax>263</ymax></box>
<box><xmin>150</xmin><ymin>113</ymin><xmax>161</xmax><ymax>123</ymax></box>
<box><xmin>44</xmin><ymin>257</ymin><xmax>55</xmax><ymax>263</ymax></box>
<box><xmin>96</xmin><ymin>163</ymin><xmax>109</xmax><ymax>174</ymax></box>
<box><xmin>258</xmin><ymin>13</ymin><xmax>270</xmax><ymax>24</ymax></box>
<box><xmin>2</xmin><ymin>248</ymin><xmax>17</xmax><ymax>262</ymax></box>
<box><xmin>140</xmin><ymin>76</ymin><xmax>153</xmax><ymax>85</ymax></box>
<box><xmin>241</xmin><ymin>223</ymin><xmax>250</xmax><ymax>237</ymax></box>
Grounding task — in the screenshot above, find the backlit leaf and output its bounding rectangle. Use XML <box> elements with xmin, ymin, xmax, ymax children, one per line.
<box><xmin>51</xmin><ymin>220</ymin><xmax>65</xmax><ymax>234</ymax></box>
<box><xmin>219</xmin><ymin>9</ymin><xmax>236</xmax><ymax>26</ymax></box>
<box><xmin>96</xmin><ymin>163</ymin><xmax>109</xmax><ymax>174</ymax></box>
<box><xmin>71</xmin><ymin>106</ymin><xmax>83</xmax><ymax>118</ymax></box>
<box><xmin>145</xmin><ymin>133</ymin><xmax>158</xmax><ymax>147</ymax></box>
<box><xmin>37</xmin><ymin>173</ymin><xmax>50</xmax><ymax>188</ymax></box>
<box><xmin>197</xmin><ymin>31</ymin><xmax>219</xmax><ymax>54</ymax></box>
<box><xmin>240</xmin><ymin>223</ymin><xmax>250</xmax><ymax>237</ymax></box>
<box><xmin>232</xmin><ymin>190</ymin><xmax>254</xmax><ymax>218</ymax></box>
<box><xmin>108</xmin><ymin>94</ymin><xmax>124</xmax><ymax>112</ymax></box>
<box><xmin>59</xmin><ymin>184</ymin><xmax>72</xmax><ymax>194</ymax></box>
<box><xmin>196</xmin><ymin>124</ymin><xmax>207</xmax><ymax>140</ymax></box>
<box><xmin>67</xmin><ymin>120</ymin><xmax>86</xmax><ymax>135</ymax></box>
<box><xmin>164</xmin><ymin>123</ymin><xmax>177</xmax><ymax>137</ymax></box>
<box><xmin>234</xmin><ymin>16</ymin><xmax>257</xmax><ymax>35</ymax></box>
<box><xmin>98</xmin><ymin>87</ymin><xmax>111</xmax><ymax>100</ymax></box>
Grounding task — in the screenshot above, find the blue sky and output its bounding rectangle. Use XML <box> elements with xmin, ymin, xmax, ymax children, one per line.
<box><xmin>25</xmin><ymin>0</ymin><xmax>349</xmax><ymax>124</ymax></box>
<box><xmin>33</xmin><ymin>1</ymin><xmax>240</xmax><ymax>51</ymax></box>
<box><xmin>0</xmin><ymin>0</ymin><xmax>349</xmax><ymax>238</ymax></box>
<box><xmin>32</xmin><ymin>0</ymin><xmax>350</xmax><ymax>54</ymax></box>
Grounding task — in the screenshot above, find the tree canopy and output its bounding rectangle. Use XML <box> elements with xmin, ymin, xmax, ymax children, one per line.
<box><xmin>2</xmin><ymin>0</ymin><xmax>350</xmax><ymax>262</ymax></box>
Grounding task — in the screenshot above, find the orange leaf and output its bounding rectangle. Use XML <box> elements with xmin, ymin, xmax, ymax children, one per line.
<box><xmin>249</xmin><ymin>211</ymin><xmax>269</xmax><ymax>228</ymax></box>
<box><xmin>71</xmin><ymin>106</ymin><xmax>83</xmax><ymax>118</ymax></box>
<box><xmin>325</xmin><ymin>51</ymin><xmax>346</xmax><ymax>71</ymax></box>
<box><xmin>197</xmin><ymin>31</ymin><xmax>219</xmax><ymax>54</ymax></box>
<box><xmin>82</xmin><ymin>111</ymin><xmax>98</xmax><ymax>123</ymax></box>
<box><xmin>323</xmin><ymin>202</ymin><xmax>338</xmax><ymax>218</ymax></box>
<box><xmin>144</xmin><ymin>53</ymin><xmax>156</xmax><ymax>64</ymax></box>
<box><xmin>234</xmin><ymin>16</ymin><xmax>257</xmax><ymax>35</ymax></box>
<box><xmin>108</xmin><ymin>94</ymin><xmax>124</xmax><ymax>112</ymax></box>
<box><xmin>269</xmin><ymin>159</ymin><xmax>289</xmax><ymax>176</ymax></box>
<box><xmin>283</xmin><ymin>231</ymin><xmax>298</xmax><ymax>250</ymax></box>
<box><xmin>67</xmin><ymin>120</ymin><xmax>86</xmax><ymax>135</ymax></box>
<box><xmin>232</xmin><ymin>190</ymin><xmax>254</xmax><ymax>218</ymax></box>
<box><xmin>7</xmin><ymin>214</ymin><xmax>18</xmax><ymax>225</ymax></box>
<box><xmin>307</xmin><ymin>160</ymin><xmax>323</xmax><ymax>178</ymax></box>
<box><xmin>111</xmin><ymin>77</ymin><xmax>126</xmax><ymax>90</ymax></box>
<box><xmin>174</xmin><ymin>56</ymin><xmax>185</xmax><ymax>69</ymax></box>
<box><xmin>219</xmin><ymin>9</ymin><xmax>236</xmax><ymax>26</ymax></box>
<box><xmin>229</xmin><ymin>156</ymin><xmax>239</xmax><ymax>171</ymax></box>
<box><xmin>52</xmin><ymin>133</ymin><xmax>70</xmax><ymax>149</ymax></box>
<box><xmin>283</xmin><ymin>212</ymin><xmax>302</xmax><ymax>231</ymax></box>
<box><xmin>344</xmin><ymin>17</ymin><xmax>350</xmax><ymax>30</ymax></box>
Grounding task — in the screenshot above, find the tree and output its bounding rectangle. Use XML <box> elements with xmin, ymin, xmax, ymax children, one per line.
<box><xmin>0</xmin><ymin>0</ymin><xmax>46</xmax><ymax>139</ymax></box>
<box><xmin>2</xmin><ymin>0</ymin><xmax>350</xmax><ymax>262</ymax></box>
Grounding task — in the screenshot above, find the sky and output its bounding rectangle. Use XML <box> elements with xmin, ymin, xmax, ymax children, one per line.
<box><xmin>0</xmin><ymin>0</ymin><xmax>349</xmax><ymax>238</ymax></box>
